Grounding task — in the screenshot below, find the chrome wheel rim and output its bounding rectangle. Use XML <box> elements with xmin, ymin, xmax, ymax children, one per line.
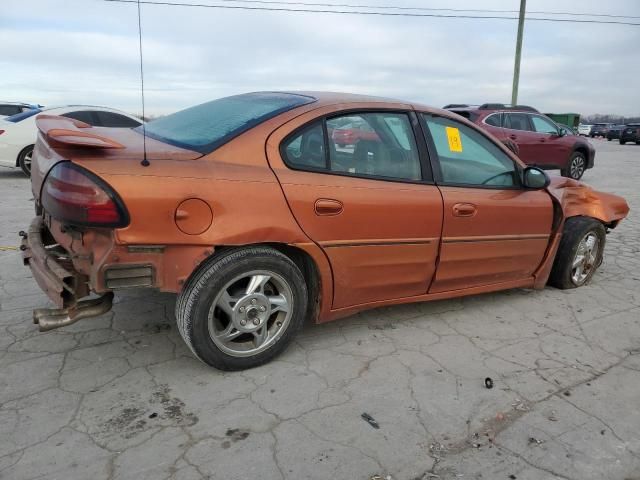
<box><xmin>570</xmin><ymin>156</ymin><xmax>585</xmax><ymax>179</ymax></box>
<box><xmin>208</xmin><ymin>270</ymin><xmax>293</xmax><ymax>357</ymax></box>
<box><xmin>571</xmin><ymin>232</ymin><xmax>599</xmax><ymax>285</ymax></box>
<box><xmin>23</xmin><ymin>150</ymin><xmax>32</xmax><ymax>173</ymax></box>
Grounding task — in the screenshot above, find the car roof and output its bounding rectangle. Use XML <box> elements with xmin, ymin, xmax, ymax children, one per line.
<box><xmin>443</xmin><ymin>103</ymin><xmax>539</xmax><ymax>113</ymax></box>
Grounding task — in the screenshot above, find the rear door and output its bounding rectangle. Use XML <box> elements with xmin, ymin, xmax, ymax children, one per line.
<box><xmin>502</xmin><ymin>112</ymin><xmax>538</xmax><ymax>164</ymax></box>
<box><xmin>267</xmin><ymin>108</ymin><xmax>443</xmax><ymax>310</ymax></box>
<box><xmin>421</xmin><ymin>114</ymin><xmax>553</xmax><ymax>292</ymax></box>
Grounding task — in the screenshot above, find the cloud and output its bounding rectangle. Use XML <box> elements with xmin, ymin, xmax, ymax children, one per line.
<box><xmin>1</xmin><ymin>0</ymin><xmax>638</xmax><ymax>116</ymax></box>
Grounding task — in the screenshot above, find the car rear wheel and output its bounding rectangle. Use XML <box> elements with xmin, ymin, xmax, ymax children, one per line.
<box><xmin>561</xmin><ymin>152</ymin><xmax>586</xmax><ymax>180</ymax></box>
<box><xmin>18</xmin><ymin>145</ymin><xmax>34</xmax><ymax>177</ymax></box>
<box><xmin>548</xmin><ymin>217</ymin><xmax>606</xmax><ymax>289</ymax></box>
<box><xmin>175</xmin><ymin>247</ymin><xmax>308</xmax><ymax>370</ymax></box>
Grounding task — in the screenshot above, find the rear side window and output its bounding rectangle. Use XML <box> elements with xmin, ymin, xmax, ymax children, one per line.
<box><xmin>484</xmin><ymin>113</ymin><xmax>501</xmax><ymax>127</ymax></box>
<box><xmin>94</xmin><ymin>111</ymin><xmax>142</xmax><ymax>128</ymax></box>
<box><xmin>62</xmin><ymin>111</ymin><xmax>98</xmax><ymax>125</ymax></box>
<box><xmin>504</xmin><ymin>113</ymin><xmax>532</xmax><ymax>131</ymax></box>
<box><xmin>142</xmin><ymin>92</ymin><xmax>315</xmax><ymax>154</ymax></box>
<box><xmin>282</xmin><ymin>112</ymin><xmax>422</xmax><ymax>182</ymax></box>
<box><xmin>0</xmin><ymin>105</ymin><xmax>23</xmax><ymax>116</ymax></box>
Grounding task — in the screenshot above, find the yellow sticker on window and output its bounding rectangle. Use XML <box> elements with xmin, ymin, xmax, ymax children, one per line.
<box><xmin>445</xmin><ymin>126</ymin><xmax>463</xmax><ymax>152</ymax></box>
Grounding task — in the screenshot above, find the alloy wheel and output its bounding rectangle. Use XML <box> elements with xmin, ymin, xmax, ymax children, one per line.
<box><xmin>570</xmin><ymin>155</ymin><xmax>585</xmax><ymax>179</ymax></box>
<box><xmin>207</xmin><ymin>270</ymin><xmax>293</xmax><ymax>357</ymax></box>
<box><xmin>571</xmin><ymin>232</ymin><xmax>599</xmax><ymax>285</ymax></box>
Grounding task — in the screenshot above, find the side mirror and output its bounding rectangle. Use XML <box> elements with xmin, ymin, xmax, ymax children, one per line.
<box><xmin>556</xmin><ymin>128</ymin><xmax>565</xmax><ymax>137</ymax></box>
<box><xmin>523</xmin><ymin>167</ymin><xmax>550</xmax><ymax>189</ymax></box>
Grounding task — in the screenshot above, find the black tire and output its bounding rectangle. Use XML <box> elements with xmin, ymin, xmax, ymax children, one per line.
<box><xmin>548</xmin><ymin>217</ymin><xmax>606</xmax><ymax>290</ymax></box>
<box><xmin>560</xmin><ymin>151</ymin><xmax>586</xmax><ymax>180</ymax></box>
<box><xmin>17</xmin><ymin>145</ymin><xmax>34</xmax><ymax>177</ymax></box>
<box><xmin>620</xmin><ymin>140</ymin><xmax>626</xmax><ymax>145</ymax></box>
<box><xmin>607</xmin><ymin>138</ymin><xmax>611</xmax><ymax>142</ymax></box>
<box><xmin>175</xmin><ymin>247</ymin><xmax>308</xmax><ymax>370</ymax></box>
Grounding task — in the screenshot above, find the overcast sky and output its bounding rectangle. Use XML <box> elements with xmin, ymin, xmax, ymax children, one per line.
<box><xmin>1</xmin><ymin>0</ymin><xmax>639</xmax><ymax>116</ymax></box>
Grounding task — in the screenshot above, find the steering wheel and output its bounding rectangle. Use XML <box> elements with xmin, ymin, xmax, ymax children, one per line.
<box><xmin>481</xmin><ymin>171</ymin><xmax>514</xmax><ymax>185</ymax></box>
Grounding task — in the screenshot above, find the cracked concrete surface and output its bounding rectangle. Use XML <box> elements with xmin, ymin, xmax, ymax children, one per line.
<box><xmin>1</xmin><ymin>140</ymin><xmax>639</xmax><ymax>480</ymax></box>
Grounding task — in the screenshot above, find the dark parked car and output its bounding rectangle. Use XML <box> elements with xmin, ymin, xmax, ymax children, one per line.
<box><xmin>606</xmin><ymin>125</ymin><xmax>626</xmax><ymax>141</ymax></box>
<box><xmin>445</xmin><ymin>103</ymin><xmax>595</xmax><ymax>180</ymax></box>
<box><xmin>590</xmin><ymin>123</ymin><xmax>612</xmax><ymax>138</ymax></box>
<box><xmin>620</xmin><ymin>124</ymin><xmax>640</xmax><ymax>145</ymax></box>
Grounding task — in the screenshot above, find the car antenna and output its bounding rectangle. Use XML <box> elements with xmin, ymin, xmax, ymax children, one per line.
<box><xmin>137</xmin><ymin>0</ymin><xmax>150</xmax><ymax>167</ymax></box>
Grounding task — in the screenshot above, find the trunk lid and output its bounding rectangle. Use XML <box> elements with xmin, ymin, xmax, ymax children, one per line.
<box><xmin>31</xmin><ymin>115</ymin><xmax>201</xmax><ymax>200</ymax></box>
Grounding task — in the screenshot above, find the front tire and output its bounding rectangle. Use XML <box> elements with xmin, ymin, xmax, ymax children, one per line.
<box><xmin>18</xmin><ymin>145</ymin><xmax>34</xmax><ymax>177</ymax></box>
<box><xmin>560</xmin><ymin>152</ymin><xmax>586</xmax><ymax>180</ymax></box>
<box><xmin>548</xmin><ymin>217</ymin><xmax>606</xmax><ymax>289</ymax></box>
<box><xmin>175</xmin><ymin>247</ymin><xmax>308</xmax><ymax>370</ymax></box>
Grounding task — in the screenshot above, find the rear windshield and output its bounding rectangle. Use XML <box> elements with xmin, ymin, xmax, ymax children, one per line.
<box><xmin>5</xmin><ymin>108</ymin><xmax>41</xmax><ymax>123</ymax></box>
<box><xmin>139</xmin><ymin>92</ymin><xmax>316</xmax><ymax>154</ymax></box>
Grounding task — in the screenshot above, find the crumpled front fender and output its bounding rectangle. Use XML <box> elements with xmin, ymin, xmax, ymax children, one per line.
<box><xmin>547</xmin><ymin>176</ymin><xmax>630</xmax><ymax>227</ymax></box>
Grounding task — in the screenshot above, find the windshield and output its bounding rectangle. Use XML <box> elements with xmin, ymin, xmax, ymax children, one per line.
<box><xmin>5</xmin><ymin>108</ymin><xmax>41</xmax><ymax>123</ymax></box>
<box><xmin>139</xmin><ymin>92</ymin><xmax>316</xmax><ymax>154</ymax></box>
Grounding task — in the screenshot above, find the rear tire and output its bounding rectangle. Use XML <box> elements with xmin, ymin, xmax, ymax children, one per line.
<box><xmin>548</xmin><ymin>217</ymin><xmax>606</xmax><ymax>289</ymax></box>
<box><xmin>17</xmin><ymin>145</ymin><xmax>34</xmax><ymax>177</ymax></box>
<box><xmin>560</xmin><ymin>152</ymin><xmax>586</xmax><ymax>180</ymax></box>
<box><xmin>175</xmin><ymin>247</ymin><xmax>308</xmax><ymax>370</ymax></box>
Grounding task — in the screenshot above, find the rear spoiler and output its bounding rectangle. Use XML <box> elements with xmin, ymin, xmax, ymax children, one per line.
<box><xmin>36</xmin><ymin>115</ymin><xmax>125</xmax><ymax>149</ymax></box>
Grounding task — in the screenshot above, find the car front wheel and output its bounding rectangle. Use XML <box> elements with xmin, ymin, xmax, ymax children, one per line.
<box><xmin>175</xmin><ymin>247</ymin><xmax>308</xmax><ymax>370</ymax></box>
<box><xmin>561</xmin><ymin>152</ymin><xmax>586</xmax><ymax>180</ymax></box>
<box><xmin>548</xmin><ymin>217</ymin><xmax>606</xmax><ymax>289</ymax></box>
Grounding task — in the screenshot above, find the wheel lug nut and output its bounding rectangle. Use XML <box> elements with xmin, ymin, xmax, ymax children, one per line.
<box><xmin>260</xmin><ymin>306</ymin><xmax>266</xmax><ymax>312</ymax></box>
<box><xmin>251</xmin><ymin>299</ymin><xmax>257</xmax><ymax>305</ymax></box>
<box><xmin>239</xmin><ymin>307</ymin><xmax>245</xmax><ymax>313</ymax></box>
<box><xmin>277</xmin><ymin>322</ymin><xmax>282</xmax><ymax>327</ymax></box>
<box><xmin>253</xmin><ymin>318</ymin><xmax>260</xmax><ymax>326</ymax></box>
<box><xmin>240</xmin><ymin>319</ymin><xmax>247</xmax><ymax>326</ymax></box>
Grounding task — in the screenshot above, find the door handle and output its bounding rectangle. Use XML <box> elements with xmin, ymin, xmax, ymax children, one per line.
<box><xmin>315</xmin><ymin>198</ymin><xmax>343</xmax><ymax>216</ymax></box>
<box><xmin>539</xmin><ymin>138</ymin><xmax>546</xmax><ymax>142</ymax></box>
<box><xmin>509</xmin><ymin>134</ymin><xmax>517</xmax><ymax>140</ymax></box>
<box><xmin>452</xmin><ymin>203</ymin><xmax>477</xmax><ymax>217</ymax></box>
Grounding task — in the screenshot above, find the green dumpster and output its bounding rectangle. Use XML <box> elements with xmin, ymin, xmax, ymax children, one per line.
<box><xmin>544</xmin><ymin>113</ymin><xmax>581</xmax><ymax>130</ymax></box>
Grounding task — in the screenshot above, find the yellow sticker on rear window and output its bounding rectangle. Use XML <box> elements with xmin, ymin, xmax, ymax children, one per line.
<box><xmin>445</xmin><ymin>126</ymin><xmax>463</xmax><ymax>152</ymax></box>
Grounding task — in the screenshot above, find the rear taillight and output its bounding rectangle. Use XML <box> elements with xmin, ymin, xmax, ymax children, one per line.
<box><xmin>41</xmin><ymin>162</ymin><xmax>129</xmax><ymax>228</ymax></box>
<box><xmin>0</xmin><ymin>130</ymin><xmax>4</xmax><ymax>135</ymax></box>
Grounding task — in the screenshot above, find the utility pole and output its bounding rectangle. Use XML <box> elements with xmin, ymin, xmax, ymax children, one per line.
<box><xmin>511</xmin><ymin>0</ymin><xmax>526</xmax><ymax>105</ymax></box>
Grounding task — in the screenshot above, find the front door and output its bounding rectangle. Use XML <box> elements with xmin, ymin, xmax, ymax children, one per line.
<box><xmin>528</xmin><ymin>114</ymin><xmax>568</xmax><ymax>169</ymax></box>
<box><xmin>502</xmin><ymin>112</ymin><xmax>539</xmax><ymax>165</ymax></box>
<box><xmin>268</xmin><ymin>109</ymin><xmax>443</xmax><ymax>309</ymax></box>
<box><xmin>421</xmin><ymin>114</ymin><xmax>553</xmax><ymax>293</ymax></box>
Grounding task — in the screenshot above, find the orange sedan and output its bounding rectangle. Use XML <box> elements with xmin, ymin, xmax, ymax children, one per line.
<box><xmin>22</xmin><ymin>92</ymin><xmax>629</xmax><ymax>370</ymax></box>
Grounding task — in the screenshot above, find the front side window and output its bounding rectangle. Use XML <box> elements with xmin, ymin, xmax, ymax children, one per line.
<box><xmin>504</xmin><ymin>113</ymin><xmax>532</xmax><ymax>132</ymax></box>
<box><xmin>423</xmin><ymin>115</ymin><xmax>518</xmax><ymax>187</ymax></box>
<box><xmin>282</xmin><ymin>112</ymin><xmax>422</xmax><ymax>182</ymax></box>
<box><xmin>531</xmin><ymin>115</ymin><xmax>559</xmax><ymax>134</ymax></box>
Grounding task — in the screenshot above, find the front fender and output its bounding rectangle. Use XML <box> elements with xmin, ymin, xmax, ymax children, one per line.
<box><xmin>547</xmin><ymin>176</ymin><xmax>629</xmax><ymax>227</ymax></box>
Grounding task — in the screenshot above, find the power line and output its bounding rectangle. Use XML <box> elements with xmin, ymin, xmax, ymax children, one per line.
<box><xmin>102</xmin><ymin>0</ymin><xmax>640</xmax><ymax>26</ymax></box>
<box><xmin>133</xmin><ymin>0</ymin><xmax>640</xmax><ymax>20</ymax></box>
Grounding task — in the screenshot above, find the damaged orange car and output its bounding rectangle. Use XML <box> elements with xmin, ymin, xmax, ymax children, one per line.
<box><xmin>22</xmin><ymin>92</ymin><xmax>629</xmax><ymax>370</ymax></box>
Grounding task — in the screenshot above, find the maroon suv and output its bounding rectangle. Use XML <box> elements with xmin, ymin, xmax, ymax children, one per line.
<box><xmin>445</xmin><ymin>104</ymin><xmax>595</xmax><ymax>180</ymax></box>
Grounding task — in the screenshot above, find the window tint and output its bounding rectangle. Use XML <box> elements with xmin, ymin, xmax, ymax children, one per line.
<box><xmin>282</xmin><ymin>122</ymin><xmax>326</xmax><ymax>170</ymax></box>
<box><xmin>326</xmin><ymin>112</ymin><xmax>421</xmax><ymax>181</ymax></box>
<box><xmin>484</xmin><ymin>113</ymin><xmax>501</xmax><ymax>127</ymax></box>
<box><xmin>531</xmin><ymin>115</ymin><xmax>559</xmax><ymax>134</ymax></box>
<box><xmin>94</xmin><ymin>111</ymin><xmax>142</xmax><ymax>128</ymax></box>
<box><xmin>62</xmin><ymin>110</ymin><xmax>97</xmax><ymax>125</ymax></box>
<box><xmin>504</xmin><ymin>113</ymin><xmax>532</xmax><ymax>132</ymax></box>
<box><xmin>423</xmin><ymin>115</ymin><xmax>518</xmax><ymax>187</ymax></box>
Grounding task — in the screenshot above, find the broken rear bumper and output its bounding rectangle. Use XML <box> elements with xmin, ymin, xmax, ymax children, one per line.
<box><xmin>21</xmin><ymin>217</ymin><xmax>89</xmax><ymax>309</ymax></box>
<box><xmin>21</xmin><ymin>217</ymin><xmax>113</xmax><ymax>331</ymax></box>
